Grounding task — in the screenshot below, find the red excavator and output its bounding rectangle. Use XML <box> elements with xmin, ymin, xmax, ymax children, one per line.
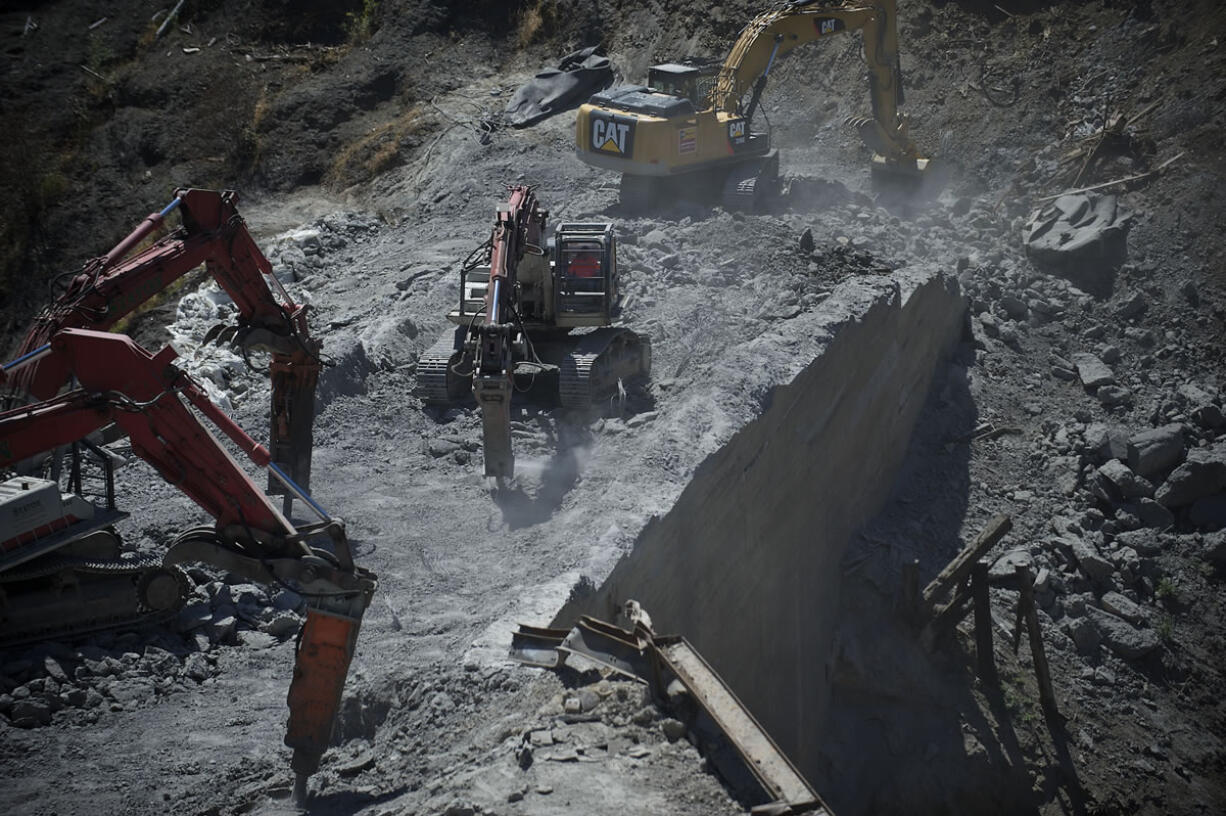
<box><xmin>3</xmin><ymin>188</ymin><xmax>320</xmax><ymax>510</ymax></box>
<box><xmin>417</xmin><ymin>186</ymin><xmax>650</xmax><ymax>482</ymax></box>
<box><xmin>0</xmin><ymin>329</ymin><xmax>376</xmax><ymax>804</ymax></box>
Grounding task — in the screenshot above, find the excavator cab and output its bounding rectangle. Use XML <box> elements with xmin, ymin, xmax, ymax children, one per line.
<box><xmin>553</xmin><ymin>223</ymin><xmax>617</xmax><ymax>325</ymax></box>
<box><xmin>647</xmin><ymin>63</ymin><xmax>719</xmax><ymax>108</ymax></box>
<box><xmin>648</xmin><ymin>63</ymin><xmax>701</xmax><ymax>103</ymax></box>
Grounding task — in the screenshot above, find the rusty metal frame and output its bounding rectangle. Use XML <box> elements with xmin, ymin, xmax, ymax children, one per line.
<box><xmin>511</xmin><ymin>608</ymin><xmax>832</xmax><ymax>815</ymax></box>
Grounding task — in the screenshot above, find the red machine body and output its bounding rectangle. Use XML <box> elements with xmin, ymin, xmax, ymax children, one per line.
<box><xmin>1</xmin><ymin>330</ymin><xmax>288</xmax><ymax>535</ymax></box>
<box><xmin>0</xmin><ymin>329</ymin><xmax>374</xmax><ymax>803</ymax></box>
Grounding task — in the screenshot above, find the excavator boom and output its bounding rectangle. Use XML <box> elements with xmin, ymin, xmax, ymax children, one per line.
<box><xmin>472</xmin><ymin>186</ymin><xmax>549</xmax><ymax>481</ymax></box>
<box><xmin>2</xmin><ymin>330</ymin><xmax>290</xmax><ymax>534</ymax></box>
<box><xmin>6</xmin><ymin>189</ymin><xmax>320</xmax><ymax>499</ymax></box>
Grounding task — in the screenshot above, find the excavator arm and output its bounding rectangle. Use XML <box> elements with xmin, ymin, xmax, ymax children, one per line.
<box><xmin>0</xmin><ymin>329</ymin><xmax>374</xmax><ymax>803</ymax></box>
<box><xmin>471</xmin><ymin>186</ymin><xmax>548</xmax><ymax>482</ymax></box>
<box><xmin>7</xmin><ymin>188</ymin><xmax>320</xmax><ymax>498</ymax></box>
<box><xmin>713</xmin><ymin>0</ymin><xmax>922</xmax><ymax>168</ymax></box>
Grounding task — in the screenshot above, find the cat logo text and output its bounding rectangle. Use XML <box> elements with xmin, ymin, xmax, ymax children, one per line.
<box><xmin>591</xmin><ymin>114</ymin><xmax>636</xmax><ymax>156</ymax></box>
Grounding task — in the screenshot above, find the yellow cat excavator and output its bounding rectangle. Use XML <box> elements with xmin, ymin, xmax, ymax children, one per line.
<box><xmin>575</xmin><ymin>0</ymin><xmax>930</xmax><ymax>210</ymax></box>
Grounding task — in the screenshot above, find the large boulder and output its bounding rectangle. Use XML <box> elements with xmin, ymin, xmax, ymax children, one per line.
<box><xmin>1085</xmin><ymin>607</ymin><xmax>1160</xmax><ymax>660</ymax></box>
<box><xmin>1062</xmin><ymin>615</ymin><xmax>1102</xmax><ymax>656</ymax></box>
<box><xmin>1023</xmin><ymin>193</ymin><xmax>1131</xmax><ymax>295</ymax></box>
<box><xmin>1127</xmin><ymin>424</ymin><xmax>1186</xmax><ymax>479</ymax></box>
<box><xmin>1155</xmin><ymin>442</ymin><xmax>1226</xmax><ymax>508</ymax></box>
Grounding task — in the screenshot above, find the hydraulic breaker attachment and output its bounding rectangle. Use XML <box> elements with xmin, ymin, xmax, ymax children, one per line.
<box><xmin>285</xmin><ymin>590</ymin><xmax>373</xmax><ymax>805</ymax></box>
<box><xmin>473</xmin><ymin>374</ymin><xmax>514</xmax><ymax>481</ymax></box>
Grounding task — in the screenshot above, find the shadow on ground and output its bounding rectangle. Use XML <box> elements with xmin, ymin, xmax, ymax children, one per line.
<box><xmin>811</xmin><ymin>345</ymin><xmax>1088</xmax><ymax>815</ymax></box>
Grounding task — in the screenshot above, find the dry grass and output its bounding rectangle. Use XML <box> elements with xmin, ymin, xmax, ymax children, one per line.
<box><xmin>516</xmin><ymin>0</ymin><xmax>559</xmax><ymax>48</ymax></box>
<box><xmin>324</xmin><ymin>104</ymin><xmax>430</xmax><ymax>189</ymax></box>
<box><xmin>345</xmin><ymin>0</ymin><xmax>380</xmax><ymax>44</ymax></box>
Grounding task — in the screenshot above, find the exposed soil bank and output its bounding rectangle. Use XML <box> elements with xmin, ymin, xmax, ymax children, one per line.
<box><xmin>557</xmin><ymin>264</ymin><xmax>966</xmax><ymax>779</ymax></box>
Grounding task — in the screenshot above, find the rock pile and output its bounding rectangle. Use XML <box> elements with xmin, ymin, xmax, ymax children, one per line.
<box><xmin>0</xmin><ymin>569</ymin><xmax>304</xmax><ymax>730</ymax></box>
<box><xmin>956</xmin><ymin>203</ymin><xmax>1225</xmax><ymax>678</ymax></box>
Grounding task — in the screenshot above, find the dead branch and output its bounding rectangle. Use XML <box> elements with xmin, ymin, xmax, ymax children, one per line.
<box><xmin>1038</xmin><ymin>151</ymin><xmax>1185</xmax><ymax>200</ymax></box>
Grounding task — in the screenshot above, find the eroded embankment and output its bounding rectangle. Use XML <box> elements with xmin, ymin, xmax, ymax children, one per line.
<box><xmin>556</xmin><ymin>263</ymin><xmax>967</xmax><ymax>779</ymax></box>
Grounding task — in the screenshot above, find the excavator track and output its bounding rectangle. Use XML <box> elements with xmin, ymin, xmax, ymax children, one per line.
<box><xmin>558</xmin><ymin>328</ymin><xmax>651</xmax><ymax>408</ymax></box>
<box><xmin>416</xmin><ymin>333</ymin><xmax>473</xmax><ymax>405</ymax></box>
<box><xmin>721</xmin><ymin>151</ymin><xmax>779</xmax><ymax>212</ymax></box>
<box><xmin>0</xmin><ymin>542</ymin><xmax>190</xmax><ymax>647</ymax></box>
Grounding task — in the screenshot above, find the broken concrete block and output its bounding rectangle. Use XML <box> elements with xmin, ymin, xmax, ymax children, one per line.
<box><xmin>1093</xmin><ymin>460</ymin><xmax>1154</xmax><ymax>502</ymax></box>
<box><xmin>1115</xmin><ymin>291</ymin><xmax>1147</xmax><ymax>320</ymax></box>
<box><xmin>1072</xmin><ymin>353</ymin><xmax>1115</xmax><ymax>390</ymax></box>
<box><xmin>183</xmin><ymin>653</ymin><xmax>211</xmax><ymax>682</ymax></box>
<box><xmin>42</xmin><ymin>656</ymin><xmax>70</xmax><ymax>684</ymax></box>
<box><xmin>988</xmin><ymin>549</ymin><xmax>1032</xmax><ymax>583</ymax></box>
<box><xmin>260</xmin><ymin>613</ymin><xmax>302</xmax><ymax>639</ymax></box>
<box><xmin>1127</xmin><ymin>424</ymin><xmax>1186</xmax><ymax>479</ymax></box>
<box><xmin>1155</xmin><ymin>442</ymin><xmax>1226</xmax><ymax>508</ymax></box>
<box><xmin>1193</xmin><ymin>404</ymin><xmax>1226</xmax><ymax>430</ymax></box>
<box><xmin>1023</xmin><ymin>193</ymin><xmax>1130</xmax><ymax>294</ymax></box>
<box><xmin>641</xmin><ymin>228</ymin><xmax>670</xmax><ymax>250</ymax></box>
<box><xmin>1062</xmin><ymin>616</ymin><xmax>1102</xmax><ymax>656</ymax></box>
<box><xmin>1113</xmin><ymin>528</ymin><xmax>1162</xmax><ymax>556</ymax></box>
<box><xmin>106</xmin><ymin>679</ymin><xmax>156</xmax><ymax>709</ymax></box>
<box><xmin>1069</xmin><ymin>538</ymin><xmax>1114</xmax><ymax>583</ymax></box>
<box><xmin>1189</xmin><ymin>494</ymin><xmax>1226</xmax><ymax>531</ymax></box>
<box><xmin>1100</xmin><ymin>591</ymin><xmax>1145</xmax><ymax>624</ymax></box>
<box><xmin>229</xmin><ymin>583</ymin><xmax>265</xmax><ymax>607</ymax></box>
<box><xmin>208</xmin><ymin>614</ymin><xmax>238</xmax><ymax>645</ymax></box>
<box><xmin>1097</xmin><ymin>386</ymin><xmax>1132</xmax><ymax>408</ymax></box>
<box><xmin>1000</xmin><ymin>294</ymin><xmax>1029</xmax><ymax>321</ymax></box>
<box><xmin>1084</xmin><ymin>423</ymin><xmax>1128</xmax><ymax>463</ymax></box>
<box><xmin>661</xmin><ymin>718</ymin><xmax>688</xmax><ymax>742</ymax></box>
<box><xmin>175</xmin><ymin>601</ymin><xmax>213</xmax><ymax>632</ymax></box>
<box><xmin>426</xmin><ymin>438</ymin><xmax>461</xmax><ymax>458</ymax></box>
<box><xmin>1134</xmin><ymin>499</ymin><xmax>1174</xmax><ymax>530</ymax></box>
<box><xmin>141</xmin><ymin>647</ymin><xmax>179</xmax><ymax>676</ymax></box>
<box><xmin>1201</xmin><ymin>531</ymin><xmax>1226</xmax><ymax>564</ymax></box>
<box><xmin>272</xmin><ymin>589</ymin><xmax>303</xmax><ymax>612</ymax></box>
<box><xmin>1085</xmin><ymin>607</ymin><xmax>1160</xmax><ymax>660</ymax></box>
<box><xmin>11</xmin><ymin>699</ymin><xmax>51</xmax><ymax>727</ymax></box>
